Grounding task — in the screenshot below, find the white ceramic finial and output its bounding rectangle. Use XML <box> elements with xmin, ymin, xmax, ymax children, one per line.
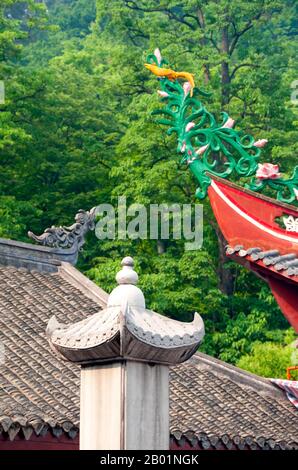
<box><xmin>108</xmin><ymin>257</ymin><xmax>145</xmax><ymax>308</ymax></box>
<box><xmin>116</xmin><ymin>257</ymin><xmax>138</xmax><ymax>285</ymax></box>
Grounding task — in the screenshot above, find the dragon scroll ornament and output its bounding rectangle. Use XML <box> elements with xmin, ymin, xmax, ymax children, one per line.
<box><xmin>28</xmin><ymin>208</ymin><xmax>96</xmax><ymax>249</ymax></box>
<box><xmin>145</xmin><ymin>49</ymin><xmax>298</xmax><ymax>205</ymax></box>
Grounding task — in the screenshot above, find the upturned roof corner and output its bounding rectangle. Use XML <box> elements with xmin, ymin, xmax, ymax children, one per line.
<box><xmin>47</xmin><ymin>257</ymin><xmax>205</xmax><ymax>365</ymax></box>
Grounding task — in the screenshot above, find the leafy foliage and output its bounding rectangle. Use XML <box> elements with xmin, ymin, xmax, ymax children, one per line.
<box><xmin>0</xmin><ymin>0</ymin><xmax>297</xmax><ymax>376</ymax></box>
<box><xmin>237</xmin><ymin>331</ymin><xmax>297</xmax><ymax>379</ymax></box>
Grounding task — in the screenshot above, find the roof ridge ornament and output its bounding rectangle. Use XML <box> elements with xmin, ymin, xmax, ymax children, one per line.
<box><xmin>46</xmin><ymin>255</ymin><xmax>205</xmax><ymax>365</ymax></box>
<box><xmin>108</xmin><ymin>257</ymin><xmax>145</xmax><ymax>308</ymax></box>
<box><xmin>116</xmin><ymin>256</ymin><xmax>138</xmax><ymax>285</ymax></box>
<box><xmin>144</xmin><ymin>49</ymin><xmax>298</xmax><ymax>205</ymax></box>
<box><xmin>28</xmin><ymin>207</ymin><xmax>96</xmax><ymax>250</ymax></box>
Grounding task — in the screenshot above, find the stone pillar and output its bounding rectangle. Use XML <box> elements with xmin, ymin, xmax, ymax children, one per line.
<box><xmin>47</xmin><ymin>257</ymin><xmax>204</xmax><ymax>450</ymax></box>
<box><xmin>80</xmin><ymin>362</ymin><xmax>169</xmax><ymax>450</ymax></box>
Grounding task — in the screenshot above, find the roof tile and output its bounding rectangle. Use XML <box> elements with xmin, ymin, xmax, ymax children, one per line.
<box><xmin>0</xmin><ymin>262</ymin><xmax>297</xmax><ymax>449</ymax></box>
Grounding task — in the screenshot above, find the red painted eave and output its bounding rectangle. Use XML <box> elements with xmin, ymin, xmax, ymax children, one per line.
<box><xmin>208</xmin><ymin>176</ymin><xmax>298</xmax><ymax>255</ymax></box>
<box><xmin>268</xmin><ymin>277</ymin><xmax>298</xmax><ymax>332</ymax></box>
<box><xmin>208</xmin><ymin>177</ymin><xmax>298</xmax><ymax>331</ymax></box>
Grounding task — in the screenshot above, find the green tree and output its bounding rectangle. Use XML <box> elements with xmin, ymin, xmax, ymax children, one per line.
<box><xmin>237</xmin><ymin>335</ymin><xmax>296</xmax><ymax>378</ymax></box>
<box><xmin>94</xmin><ymin>0</ymin><xmax>298</xmax><ymax>295</ymax></box>
<box><xmin>0</xmin><ymin>0</ymin><xmax>296</xmax><ymax>370</ymax></box>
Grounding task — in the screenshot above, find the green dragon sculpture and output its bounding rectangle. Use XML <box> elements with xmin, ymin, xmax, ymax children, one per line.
<box><xmin>145</xmin><ymin>49</ymin><xmax>298</xmax><ymax>205</ymax></box>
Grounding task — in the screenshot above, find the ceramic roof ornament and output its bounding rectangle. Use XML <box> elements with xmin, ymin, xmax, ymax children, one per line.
<box><xmin>47</xmin><ymin>257</ymin><xmax>205</xmax><ymax>365</ymax></box>
<box><xmin>28</xmin><ymin>207</ymin><xmax>96</xmax><ymax>252</ymax></box>
<box><xmin>144</xmin><ymin>49</ymin><xmax>298</xmax><ymax>205</ymax></box>
<box><xmin>144</xmin><ymin>49</ymin><xmax>298</xmax><ymax>332</ymax></box>
<box><xmin>108</xmin><ymin>256</ymin><xmax>145</xmax><ymax>308</ymax></box>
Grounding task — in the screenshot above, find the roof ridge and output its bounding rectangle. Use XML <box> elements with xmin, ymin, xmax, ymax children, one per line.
<box><xmin>0</xmin><ymin>237</ymin><xmax>78</xmax><ymax>272</ymax></box>
<box><xmin>190</xmin><ymin>352</ymin><xmax>286</xmax><ymax>399</ymax></box>
<box><xmin>58</xmin><ymin>262</ymin><xmax>108</xmax><ymax>308</ymax></box>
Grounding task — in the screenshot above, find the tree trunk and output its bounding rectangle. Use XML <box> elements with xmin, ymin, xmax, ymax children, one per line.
<box><xmin>213</xmin><ymin>221</ymin><xmax>236</xmax><ymax>297</ymax></box>
<box><xmin>157</xmin><ymin>240</ymin><xmax>166</xmax><ymax>254</ymax></box>
<box><xmin>221</xmin><ymin>27</ymin><xmax>230</xmax><ymax>107</ymax></box>
<box><xmin>197</xmin><ymin>8</ymin><xmax>210</xmax><ymax>84</ymax></box>
<box><xmin>203</xmin><ymin>64</ymin><xmax>211</xmax><ymax>85</ymax></box>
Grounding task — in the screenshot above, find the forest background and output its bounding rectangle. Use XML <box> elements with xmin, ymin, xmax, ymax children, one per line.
<box><xmin>1</xmin><ymin>0</ymin><xmax>297</xmax><ymax>377</ymax></box>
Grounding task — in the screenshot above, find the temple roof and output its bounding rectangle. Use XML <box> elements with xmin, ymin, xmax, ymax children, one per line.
<box><xmin>171</xmin><ymin>354</ymin><xmax>298</xmax><ymax>450</ymax></box>
<box><xmin>0</xmin><ymin>246</ymin><xmax>107</xmax><ymax>440</ymax></box>
<box><xmin>0</xmin><ymin>237</ymin><xmax>297</xmax><ymax>448</ymax></box>
<box><xmin>226</xmin><ymin>244</ymin><xmax>298</xmax><ymax>278</ymax></box>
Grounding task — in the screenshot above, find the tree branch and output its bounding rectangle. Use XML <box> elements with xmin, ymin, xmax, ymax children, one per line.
<box><xmin>207</xmin><ymin>31</ymin><xmax>220</xmax><ymax>53</ymax></box>
<box><xmin>229</xmin><ymin>63</ymin><xmax>260</xmax><ymax>80</ymax></box>
<box><xmin>124</xmin><ymin>0</ymin><xmax>196</xmax><ymax>30</ymax></box>
<box><xmin>229</xmin><ymin>10</ymin><xmax>265</xmax><ymax>55</ymax></box>
<box><xmin>13</xmin><ymin>87</ymin><xmax>46</xmax><ymax>103</ymax></box>
<box><xmin>229</xmin><ymin>24</ymin><xmax>253</xmax><ymax>55</ymax></box>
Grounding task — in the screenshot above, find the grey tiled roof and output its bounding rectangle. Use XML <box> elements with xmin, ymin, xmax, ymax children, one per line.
<box><xmin>170</xmin><ymin>354</ymin><xmax>298</xmax><ymax>450</ymax></box>
<box><xmin>0</xmin><ymin>263</ymin><xmax>104</xmax><ymax>441</ymax></box>
<box><xmin>0</xmin><ymin>245</ymin><xmax>297</xmax><ymax>449</ymax></box>
<box><xmin>226</xmin><ymin>245</ymin><xmax>298</xmax><ymax>277</ymax></box>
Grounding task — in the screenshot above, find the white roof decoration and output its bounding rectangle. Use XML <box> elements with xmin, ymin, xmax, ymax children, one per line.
<box><xmin>46</xmin><ymin>257</ymin><xmax>205</xmax><ymax>365</ymax></box>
